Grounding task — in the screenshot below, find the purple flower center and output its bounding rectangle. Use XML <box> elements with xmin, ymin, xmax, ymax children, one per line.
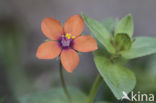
<box><xmin>59</xmin><ymin>36</ymin><xmax>73</xmax><ymax>49</ymax></box>
<box><xmin>58</xmin><ymin>33</ymin><xmax>75</xmax><ymax>49</ymax></box>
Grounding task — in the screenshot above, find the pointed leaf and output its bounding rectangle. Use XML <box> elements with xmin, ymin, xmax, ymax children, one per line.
<box><xmin>94</xmin><ymin>51</ymin><xmax>136</xmax><ymax>100</ymax></box>
<box><xmin>82</xmin><ymin>14</ymin><xmax>115</xmax><ymax>54</ymax></box>
<box><xmin>121</xmin><ymin>37</ymin><xmax>156</xmax><ymax>59</ymax></box>
<box><xmin>102</xmin><ymin>18</ymin><xmax>118</xmax><ymax>33</ymax></box>
<box><xmin>115</xmin><ymin>14</ymin><xmax>134</xmax><ymax>38</ymax></box>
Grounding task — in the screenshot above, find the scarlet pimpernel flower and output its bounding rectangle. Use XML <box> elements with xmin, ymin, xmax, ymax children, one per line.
<box><xmin>36</xmin><ymin>14</ymin><xmax>98</xmax><ymax>73</ymax></box>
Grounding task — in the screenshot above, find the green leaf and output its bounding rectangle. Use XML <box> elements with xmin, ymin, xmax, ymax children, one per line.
<box><xmin>115</xmin><ymin>14</ymin><xmax>134</xmax><ymax>38</ymax></box>
<box><xmin>82</xmin><ymin>14</ymin><xmax>115</xmax><ymax>54</ymax></box>
<box><xmin>147</xmin><ymin>55</ymin><xmax>156</xmax><ymax>77</ymax></box>
<box><xmin>121</xmin><ymin>37</ymin><xmax>156</xmax><ymax>59</ymax></box>
<box><xmin>102</xmin><ymin>18</ymin><xmax>118</xmax><ymax>33</ymax></box>
<box><xmin>113</xmin><ymin>33</ymin><xmax>132</xmax><ymax>52</ymax></box>
<box><xmin>94</xmin><ymin>52</ymin><xmax>136</xmax><ymax>100</ymax></box>
<box><xmin>19</xmin><ymin>87</ymin><xmax>87</xmax><ymax>103</ymax></box>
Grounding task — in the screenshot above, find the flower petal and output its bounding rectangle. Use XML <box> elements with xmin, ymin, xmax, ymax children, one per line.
<box><xmin>73</xmin><ymin>35</ymin><xmax>98</xmax><ymax>52</ymax></box>
<box><xmin>36</xmin><ymin>41</ymin><xmax>61</xmax><ymax>59</ymax></box>
<box><xmin>64</xmin><ymin>14</ymin><xmax>84</xmax><ymax>37</ymax></box>
<box><xmin>41</xmin><ymin>17</ymin><xmax>63</xmax><ymax>40</ymax></box>
<box><xmin>61</xmin><ymin>49</ymin><xmax>79</xmax><ymax>73</ymax></box>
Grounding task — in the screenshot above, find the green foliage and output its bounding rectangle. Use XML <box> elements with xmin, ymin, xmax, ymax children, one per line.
<box><xmin>115</xmin><ymin>14</ymin><xmax>134</xmax><ymax>38</ymax></box>
<box><xmin>101</xmin><ymin>18</ymin><xmax>118</xmax><ymax>33</ymax></box>
<box><xmin>82</xmin><ymin>13</ymin><xmax>137</xmax><ymax>100</ymax></box>
<box><xmin>82</xmin><ymin>14</ymin><xmax>115</xmax><ymax>54</ymax></box>
<box><xmin>113</xmin><ymin>33</ymin><xmax>132</xmax><ymax>52</ymax></box>
<box><xmin>94</xmin><ymin>51</ymin><xmax>136</xmax><ymax>100</ymax></box>
<box><xmin>19</xmin><ymin>87</ymin><xmax>87</xmax><ymax>103</ymax></box>
<box><xmin>121</xmin><ymin>37</ymin><xmax>156</xmax><ymax>59</ymax></box>
<box><xmin>147</xmin><ymin>55</ymin><xmax>156</xmax><ymax>77</ymax></box>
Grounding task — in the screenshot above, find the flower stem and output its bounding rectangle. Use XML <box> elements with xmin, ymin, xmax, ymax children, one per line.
<box><xmin>88</xmin><ymin>74</ymin><xmax>103</xmax><ymax>103</ymax></box>
<box><xmin>59</xmin><ymin>61</ymin><xmax>72</xmax><ymax>103</ymax></box>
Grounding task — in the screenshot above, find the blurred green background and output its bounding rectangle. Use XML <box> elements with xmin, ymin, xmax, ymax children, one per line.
<box><xmin>0</xmin><ymin>0</ymin><xmax>156</xmax><ymax>103</ymax></box>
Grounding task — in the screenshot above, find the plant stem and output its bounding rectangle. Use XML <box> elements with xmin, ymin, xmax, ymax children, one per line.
<box><xmin>88</xmin><ymin>75</ymin><xmax>103</xmax><ymax>103</ymax></box>
<box><xmin>59</xmin><ymin>61</ymin><xmax>72</xmax><ymax>103</ymax></box>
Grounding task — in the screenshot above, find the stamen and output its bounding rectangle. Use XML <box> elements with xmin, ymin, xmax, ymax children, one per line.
<box><xmin>65</xmin><ymin>33</ymin><xmax>75</xmax><ymax>40</ymax></box>
<box><xmin>72</xmin><ymin>36</ymin><xmax>76</xmax><ymax>39</ymax></box>
<box><xmin>59</xmin><ymin>33</ymin><xmax>75</xmax><ymax>49</ymax></box>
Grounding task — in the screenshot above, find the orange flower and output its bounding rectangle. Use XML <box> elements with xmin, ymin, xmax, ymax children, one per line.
<box><xmin>36</xmin><ymin>14</ymin><xmax>98</xmax><ymax>73</ymax></box>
